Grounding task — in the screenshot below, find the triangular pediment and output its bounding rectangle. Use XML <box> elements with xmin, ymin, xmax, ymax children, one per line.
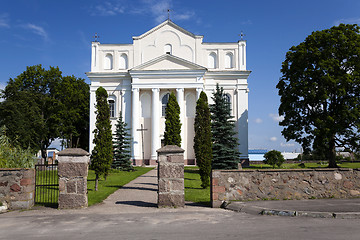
<box><xmin>133</xmin><ymin>20</ymin><xmax>202</xmax><ymax>40</ymax></box>
<box><xmin>131</xmin><ymin>54</ymin><xmax>207</xmax><ymax>71</ymax></box>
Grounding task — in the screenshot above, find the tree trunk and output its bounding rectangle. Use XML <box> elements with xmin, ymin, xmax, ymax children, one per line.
<box><xmin>95</xmin><ymin>174</ymin><xmax>99</xmax><ymax>191</ymax></box>
<box><xmin>328</xmin><ymin>136</ymin><xmax>338</xmax><ymax>168</ymax></box>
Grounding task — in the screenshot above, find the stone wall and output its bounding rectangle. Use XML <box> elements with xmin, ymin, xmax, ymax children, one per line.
<box><xmin>211</xmin><ymin>168</ymin><xmax>360</xmax><ymax>208</ymax></box>
<box><xmin>0</xmin><ymin>168</ymin><xmax>35</xmax><ymax>210</ymax></box>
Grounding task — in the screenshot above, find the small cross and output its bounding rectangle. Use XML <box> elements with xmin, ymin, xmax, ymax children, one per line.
<box><xmin>94</xmin><ymin>33</ymin><xmax>100</xmax><ymax>42</ymax></box>
<box><xmin>239</xmin><ymin>31</ymin><xmax>246</xmax><ymax>40</ymax></box>
<box><xmin>167</xmin><ymin>9</ymin><xmax>172</xmax><ymax>20</ymax></box>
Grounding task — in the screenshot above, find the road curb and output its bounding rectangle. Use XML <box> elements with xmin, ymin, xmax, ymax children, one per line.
<box><xmin>224</xmin><ymin>202</ymin><xmax>360</xmax><ymax>219</ymax></box>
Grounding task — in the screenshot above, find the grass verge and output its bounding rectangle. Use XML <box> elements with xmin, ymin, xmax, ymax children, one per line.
<box><xmin>184</xmin><ymin>167</ymin><xmax>210</xmax><ymax>206</ymax></box>
<box><xmin>87</xmin><ymin>167</ymin><xmax>153</xmax><ymax>206</ymax></box>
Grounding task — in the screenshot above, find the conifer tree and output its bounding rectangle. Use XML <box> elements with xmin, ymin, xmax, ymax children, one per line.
<box><xmin>112</xmin><ymin>112</ymin><xmax>133</xmax><ymax>171</ymax></box>
<box><xmin>91</xmin><ymin>87</ymin><xmax>113</xmax><ymax>191</ymax></box>
<box><xmin>164</xmin><ymin>92</ymin><xmax>181</xmax><ymax>146</ymax></box>
<box><xmin>194</xmin><ymin>91</ymin><xmax>212</xmax><ymax>188</ymax></box>
<box><xmin>210</xmin><ymin>84</ymin><xmax>240</xmax><ymax>169</ymax></box>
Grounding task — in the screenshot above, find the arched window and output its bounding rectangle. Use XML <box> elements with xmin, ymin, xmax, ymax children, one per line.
<box><xmin>109</xmin><ymin>99</ymin><xmax>115</xmax><ymax>118</ymax></box>
<box><xmin>119</xmin><ymin>53</ymin><xmax>128</xmax><ymax>69</ymax></box>
<box><xmin>162</xmin><ymin>93</ymin><xmax>170</xmax><ymax>117</ymax></box>
<box><xmin>104</xmin><ymin>53</ymin><xmax>113</xmax><ymax>70</ymax></box>
<box><xmin>225</xmin><ymin>52</ymin><xmax>233</xmax><ymax>69</ymax></box>
<box><xmin>208</xmin><ymin>52</ymin><xmax>217</xmax><ymax>69</ymax></box>
<box><xmin>164</xmin><ymin>44</ymin><xmax>172</xmax><ymax>54</ymax></box>
<box><xmin>224</xmin><ymin>93</ymin><xmax>231</xmax><ymax>110</ymax></box>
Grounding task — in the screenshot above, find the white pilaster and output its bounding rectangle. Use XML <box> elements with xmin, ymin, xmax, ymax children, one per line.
<box><xmin>238</xmin><ymin>41</ymin><xmax>246</xmax><ymax>71</ymax></box>
<box><xmin>131</xmin><ymin>88</ymin><xmax>140</xmax><ymax>160</ymax></box>
<box><xmin>176</xmin><ymin>88</ymin><xmax>185</xmax><ymax>149</ymax></box>
<box><xmin>151</xmin><ymin>88</ymin><xmax>160</xmax><ymax>160</ymax></box>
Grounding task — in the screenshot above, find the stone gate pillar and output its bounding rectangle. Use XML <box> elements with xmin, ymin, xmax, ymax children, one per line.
<box><xmin>57</xmin><ymin>148</ymin><xmax>90</xmax><ymax>209</ymax></box>
<box><xmin>157</xmin><ymin>145</ymin><xmax>185</xmax><ymax>208</ymax></box>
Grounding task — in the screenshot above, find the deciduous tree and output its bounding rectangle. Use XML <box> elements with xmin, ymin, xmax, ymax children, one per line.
<box><xmin>194</xmin><ymin>91</ymin><xmax>212</xmax><ymax>188</ymax></box>
<box><xmin>263</xmin><ymin>150</ymin><xmax>285</xmax><ymax>169</ymax></box>
<box><xmin>277</xmin><ymin>24</ymin><xmax>360</xmax><ymax>168</ymax></box>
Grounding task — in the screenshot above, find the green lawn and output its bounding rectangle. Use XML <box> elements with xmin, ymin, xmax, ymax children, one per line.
<box><xmin>87</xmin><ymin>167</ymin><xmax>153</xmax><ymax>206</ymax></box>
<box><xmin>184</xmin><ymin>167</ymin><xmax>210</xmax><ymax>206</ymax></box>
<box><xmin>246</xmin><ymin>162</ymin><xmax>360</xmax><ymax>169</ymax></box>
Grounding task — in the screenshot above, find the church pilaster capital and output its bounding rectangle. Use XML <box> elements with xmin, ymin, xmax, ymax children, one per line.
<box><xmin>132</xmin><ymin>87</ymin><xmax>139</xmax><ymax>92</ymax></box>
<box><xmin>152</xmin><ymin>88</ymin><xmax>160</xmax><ymax>93</ymax></box>
<box><xmin>176</xmin><ymin>88</ymin><xmax>184</xmax><ymax>93</ymax></box>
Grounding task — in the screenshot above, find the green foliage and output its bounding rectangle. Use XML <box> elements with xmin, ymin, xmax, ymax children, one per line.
<box><xmin>263</xmin><ymin>150</ymin><xmax>285</xmax><ymax>168</ymax></box>
<box><xmin>112</xmin><ymin>112</ymin><xmax>133</xmax><ymax>171</ymax></box>
<box><xmin>0</xmin><ymin>126</ymin><xmax>36</xmax><ymax>168</ymax></box>
<box><xmin>91</xmin><ymin>87</ymin><xmax>113</xmax><ymax>189</ymax></box>
<box><xmin>194</xmin><ymin>91</ymin><xmax>212</xmax><ymax>188</ymax></box>
<box><xmin>54</xmin><ymin>76</ymin><xmax>89</xmax><ymax>151</ymax></box>
<box><xmin>164</xmin><ymin>92</ymin><xmax>181</xmax><ymax>146</ymax></box>
<box><xmin>277</xmin><ymin>24</ymin><xmax>360</xmax><ymax>168</ymax></box>
<box><xmin>210</xmin><ymin>84</ymin><xmax>240</xmax><ymax>169</ymax></box>
<box><xmin>0</xmin><ymin>65</ymin><xmax>90</xmax><ymax>160</ymax></box>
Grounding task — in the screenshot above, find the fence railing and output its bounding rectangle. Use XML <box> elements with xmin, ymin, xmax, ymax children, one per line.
<box><xmin>34</xmin><ymin>163</ymin><xmax>59</xmax><ymax>208</ymax></box>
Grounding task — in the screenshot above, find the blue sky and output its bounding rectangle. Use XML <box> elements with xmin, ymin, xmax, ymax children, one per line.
<box><xmin>1</xmin><ymin>0</ymin><xmax>360</xmax><ymax>152</ymax></box>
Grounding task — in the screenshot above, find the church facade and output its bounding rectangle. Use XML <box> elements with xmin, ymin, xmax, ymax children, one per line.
<box><xmin>87</xmin><ymin>20</ymin><xmax>250</xmax><ymax>166</ymax></box>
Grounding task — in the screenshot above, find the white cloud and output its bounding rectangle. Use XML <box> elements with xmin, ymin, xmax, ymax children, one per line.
<box><xmin>0</xmin><ymin>13</ymin><xmax>10</xmax><ymax>28</ymax></box>
<box><xmin>269</xmin><ymin>113</ymin><xmax>284</xmax><ymax>122</ymax></box>
<box><xmin>91</xmin><ymin>1</ymin><xmax>125</xmax><ymax>16</ymax></box>
<box><xmin>280</xmin><ymin>142</ymin><xmax>295</xmax><ymax>147</ymax></box>
<box><xmin>22</xmin><ymin>23</ymin><xmax>49</xmax><ymax>42</ymax></box>
<box><xmin>270</xmin><ymin>137</ymin><xmax>277</xmax><ymax>142</ymax></box>
<box><xmin>254</xmin><ymin>118</ymin><xmax>263</xmax><ymax>124</ymax></box>
<box><xmin>334</xmin><ymin>17</ymin><xmax>360</xmax><ymax>26</ymax></box>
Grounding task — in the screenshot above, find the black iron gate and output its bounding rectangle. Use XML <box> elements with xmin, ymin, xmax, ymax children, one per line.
<box><xmin>35</xmin><ymin>163</ymin><xmax>59</xmax><ymax>207</ymax></box>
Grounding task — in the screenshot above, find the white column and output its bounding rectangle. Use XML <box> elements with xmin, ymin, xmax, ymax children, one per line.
<box><xmin>176</xmin><ymin>88</ymin><xmax>185</xmax><ymax>149</ymax></box>
<box><xmin>151</xmin><ymin>88</ymin><xmax>160</xmax><ymax>160</ymax></box>
<box><xmin>131</xmin><ymin>88</ymin><xmax>140</xmax><ymax>160</ymax></box>
<box><xmin>238</xmin><ymin>41</ymin><xmax>246</xmax><ymax>71</ymax></box>
<box><xmin>196</xmin><ymin>88</ymin><xmax>203</xmax><ymax>99</ymax></box>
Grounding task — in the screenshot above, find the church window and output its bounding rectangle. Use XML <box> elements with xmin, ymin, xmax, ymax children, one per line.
<box><xmin>162</xmin><ymin>93</ymin><xmax>170</xmax><ymax>117</ymax></box>
<box><xmin>224</xmin><ymin>93</ymin><xmax>231</xmax><ymax>110</ymax></box>
<box><xmin>225</xmin><ymin>52</ymin><xmax>233</xmax><ymax>69</ymax></box>
<box><xmin>208</xmin><ymin>52</ymin><xmax>217</xmax><ymax>69</ymax></box>
<box><xmin>109</xmin><ymin>99</ymin><xmax>115</xmax><ymax>118</ymax></box>
<box><xmin>164</xmin><ymin>44</ymin><xmax>172</xmax><ymax>54</ymax></box>
<box><xmin>119</xmin><ymin>53</ymin><xmax>128</xmax><ymax>69</ymax></box>
<box><xmin>104</xmin><ymin>53</ymin><xmax>113</xmax><ymax>70</ymax></box>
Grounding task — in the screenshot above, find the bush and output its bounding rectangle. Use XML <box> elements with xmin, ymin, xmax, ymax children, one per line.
<box><xmin>0</xmin><ymin>126</ymin><xmax>36</xmax><ymax>168</ymax></box>
<box><xmin>263</xmin><ymin>150</ymin><xmax>285</xmax><ymax>168</ymax></box>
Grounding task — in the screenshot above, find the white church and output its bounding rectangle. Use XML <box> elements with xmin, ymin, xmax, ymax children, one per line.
<box><xmin>87</xmin><ymin>20</ymin><xmax>250</xmax><ymax>166</ymax></box>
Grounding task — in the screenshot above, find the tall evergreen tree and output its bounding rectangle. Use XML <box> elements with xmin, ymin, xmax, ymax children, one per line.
<box><xmin>164</xmin><ymin>92</ymin><xmax>181</xmax><ymax>147</ymax></box>
<box><xmin>210</xmin><ymin>84</ymin><xmax>240</xmax><ymax>169</ymax></box>
<box><xmin>91</xmin><ymin>87</ymin><xmax>113</xmax><ymax>191</ymax></box>
<box><xmin>112</xmin><ymin>112</ymin><xmax>133</xmax><ymax>171</ymax></box>
<box><xmin>194</xmin><ymin>91</ymin><xmax>212</xmax><ymax>188</ymax></box>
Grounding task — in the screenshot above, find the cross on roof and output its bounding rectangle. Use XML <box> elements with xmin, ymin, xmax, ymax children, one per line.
<box><xmin>239</xmin><ymin>31</ymin><xmax>246</xmax><ymax>40</ymax></box>
<box><xmin>167</xmin><ymin>9</ymin><xmax>172</xmax><ymax>20</ymax></box>
<box><xmin>94</xmin><ymin>33</ymin><xmax>100</xmax><ymax>42</ymax></box>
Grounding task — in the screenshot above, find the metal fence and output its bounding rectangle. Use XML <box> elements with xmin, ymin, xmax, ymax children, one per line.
<box><xmin>34</xmin><ymin>163</ymin><xmax>59</xmax><ymax>208</ymax></box>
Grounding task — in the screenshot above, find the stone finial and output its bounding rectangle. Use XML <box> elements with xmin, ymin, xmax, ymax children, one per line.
<box><xmin>58</xmin><ymin>148</ymin><xmax>90</xmax><ymax>156</ymax></box>
<box><xmin>156</xmin><ymin>145</ymin><xmax>184</xmax><ymax>153</ymax></box>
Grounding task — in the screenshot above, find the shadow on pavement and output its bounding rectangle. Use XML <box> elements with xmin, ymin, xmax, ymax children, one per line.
<box><xmin>115</xmin><ymin>201</ymin><xmax>157</xmax><ymax>208</ymax></box>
